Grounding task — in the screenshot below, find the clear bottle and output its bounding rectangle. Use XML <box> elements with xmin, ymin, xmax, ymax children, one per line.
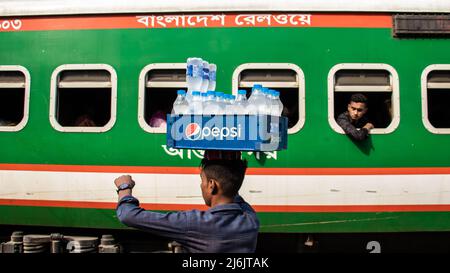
<box><xmin>203</xmin><ymin>91</ymin><xmax>219</xmax><ymax>115</ymax></box>
<box><xmin>200</xmin><ymin>61</ymin><xmax>210</xmax><ymax>93</ymax></box>
<box><xmin>189</xmin><ymin>91</ymin><xmax>203</xmax><ymax>114</ymax></box>
<box><xmin>267</xmin><ymin>89</ymin><xmax>277</xmax><ymax>116</ymax></box>
<box><xmin>224</xmin><ymin>94</ymin><xmax>235</xmax><ymax>115</ymax></box>
<box><xmin>261</xmin><ymin>87</ymin><xmax>271</xmax><ymax>115</ymax></box>
<box><xmin>171</xmin><ymin>89</ymin><xmax>189</xmax><ymax>115</ymax></box>
<box><xmin>247</xmin><ymin>84</ymin><xmax>266</xmax><ymax>115</ymax></box>
<box><xmin>231</xmin><ymin>95</ymin><xmax>238</xmax><ymax>114</ymax></box>
<box><xmin>215</xmin><ymin>92</ymin><xmax>225</xmax><ymax>115</ymax></box>
<box><xmin>208</xmin><ymin>63</ymin><xmax>217</xmax><ymax>91</ymax></box>
<box><xmin>273</xmin><ymin>90</ymin><xmax>284</xmax><ymax>117</ymax></box>
<box><xmin>201</xmin><ymin>92</ymin><xmax>207</xmax><ymax>103</ymax></box>
<box><xmin>234</xmin><ymin>89</ymin><xmax>249</xmax><ymax>115</ymax></box>
<box><xmin>186</xmin><ymin>58</ymin><xmax>203</xmax><ymax>101</ymax></box>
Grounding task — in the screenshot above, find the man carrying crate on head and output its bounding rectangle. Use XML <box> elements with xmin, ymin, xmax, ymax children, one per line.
<box><xmin>114</xmin><ymin>150</ymin><xmax>259</xmax><ymax>253</ymax></box>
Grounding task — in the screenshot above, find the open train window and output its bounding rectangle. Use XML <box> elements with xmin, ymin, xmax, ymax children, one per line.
<box><xmin>49</xmin><ymin>64</ymin><xmax>117</xmax><ymax>132</ymax></box>
<box><xmin>138</xmin><ymin>63</ymin><xmax>186</xmax><ymax>133</ymax></box>
<box><xmin>328</xmin><ymin>64</ymin><xmax>400</xmax><ymax>135</ymax></box>
<box><xmin>0</xmin><ymin>66</ymin><xmax>30</xmax><ymax>132</ymax></box>
<box><xmin>422</xmin><ymin>65</ymin><xmax>450</xmax><ymax>134</ymax></box>
<box><xmin>232</xmin><ymin>63</ymin><xmax>305</xmax><ymax>134</ymax></box>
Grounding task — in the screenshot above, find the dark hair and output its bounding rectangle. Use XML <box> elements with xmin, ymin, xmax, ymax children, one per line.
<box><xmin>200</xmin><ymin>158</ymin><xmax>248</xmax><ymax>198</ymax></box>
<box><xmin>350</xmin><ymin>93</ymin><xmax>368</xmax><ymax>105</ymax></box>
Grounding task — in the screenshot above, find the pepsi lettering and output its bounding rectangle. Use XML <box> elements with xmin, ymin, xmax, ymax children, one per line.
<box><xmin>185</xmin><ymin>122</ymin><xmax>242</xmax><ymax>140</ymax></box>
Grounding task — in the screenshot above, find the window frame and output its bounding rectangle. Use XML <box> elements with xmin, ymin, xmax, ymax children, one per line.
<box><xmin>0</xmin><ymin>65</ymin><xmax>30</xmax><ymax>132</ymax></box>
<box><xmin>138</xmin><ymin>63</ymin><xmax>187</xmax><ymax>134</ymax></box>
<box><xmin>421</xmin><ymin>64</ymin><xmax>450</xmax><ymax>134</ymax></box>
<box><xmin>328</xmin><ymin>63</ymin><xmax>400</xmax><ymax>135</ymax></box>
<box><xmin>232</xmin><ymin>63</ymin><xmax>306</xmax><ymax>134</ymax></box>
<box><xmin>49</xmin><ymin>64</ymin><xmax>117</xmax><ymax>133</ymax></box>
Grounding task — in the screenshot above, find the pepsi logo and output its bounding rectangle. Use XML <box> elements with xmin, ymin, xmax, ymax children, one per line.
<box><xmin>185</xmin><ymin>123</ymin><xmax>201</xmax><ymax>140</ymax></box>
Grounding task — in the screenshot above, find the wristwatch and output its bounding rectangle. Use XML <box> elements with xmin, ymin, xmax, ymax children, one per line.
<box><xmin>116</xmin><ymin>183</ymin><xmax>133</xmax><ymax>194</ymax></box>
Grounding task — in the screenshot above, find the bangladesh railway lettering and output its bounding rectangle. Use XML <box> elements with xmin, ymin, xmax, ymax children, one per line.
<box><xmin>136</xmin><ymin>13</ymin><xmax>312</xmax><ymax>28</ymax></box>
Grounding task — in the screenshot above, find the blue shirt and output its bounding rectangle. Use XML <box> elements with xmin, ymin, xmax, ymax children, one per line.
<box><xmin>116</xmin><ymin>195</ymin><xmax>259</xmax><ymax>253</ymax></box>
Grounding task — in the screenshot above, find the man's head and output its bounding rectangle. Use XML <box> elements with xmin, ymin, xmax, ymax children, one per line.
<box><xmin>347</xmin><ymin>93</ymin><xmax>368</xmax><ymax>122</ymax></box>
<box><xmin>199</xmin><ymin>154</ymin><xmax>247</xmax><ymax>207</ymax></box>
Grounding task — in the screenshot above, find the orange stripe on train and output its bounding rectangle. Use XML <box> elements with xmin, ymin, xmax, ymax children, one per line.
<box><xmin>1</xmin><ymin>199</ymin><xmax>450</xmax><ymax>212</ymax></box>
<box><xmin>0</xmin><ymin>13</ymin><xmax>392</xmax><ymax>32</ymax></box>
<box><xmin>1</xmin><ymin>163</ymin><xmax>450</xmax><ymax>175</ymax></box>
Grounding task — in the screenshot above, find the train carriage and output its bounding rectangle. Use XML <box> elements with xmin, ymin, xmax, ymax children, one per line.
<box><xmin>1</xmin><ymin>0</ymin><xmax>450</xmax><ymax>252</ymax></box>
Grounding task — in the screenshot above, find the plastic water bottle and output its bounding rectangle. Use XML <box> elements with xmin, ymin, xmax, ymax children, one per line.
<box><xmin>231</xmin><ymin>95</ymin><xmax>238</xmax><ymax>114</ymax></box>
<box><xmin>186</xmin><ymin>58</ymin><xmax>203</xmax><ymax>100</ymax></box>
<box><xmin>225</xmin><ymin>94</ymin><xmax>235</xmax><ymax>115</ymax></box>
<box><xmin>234</xmin><ymin>90</ymin><xmax>249</xmax><ymax>114</ymax></box>
<box><xmin>267</xmin><ymin>89</ymin><xmax>277</xmax><ymax>116</ymax></box>
<box><xmin>215</xmin><ymin>91</ymin><xmax>225</xmax><ymax>114</ymax></box>
<box><xmin>247</xmin><ymin>84</ymin><xmax>267</xmax><ymax>115</ymax></box>
<box><xmin>208</xmin><ymin>64</ymin><xmax>217</xmax><ymax>91</ymax></box>
<box><xmin>172</xmin><ymin>90</ymin><xmax>189</xmax><ymax>115</ymax></box>
<box><xmin>200</xmin><ymin>61</ymin><xmax>210</xmax><ymax>93</ymax></box>
<box><xmin>273</xmin><ymin>90</ymin><xmax>284</xmax><ymax>117</ymax></box>
<box><xmin>201</xmin><ymin>92</ymin><xmax>207</xmax><ymax>103</ymax></box>
<box><xmin>189</xmin><ymin>91</ymin><xmax>203</xmax><ymax>114</ymax></box>
<box><xmin>203</xmin><ymin>91</ymin><xmax>219</xmax><ymax>115</ymax></box>
<box><xmin>261</xmin><ymin>87</ymin><xmax>271</xmax><ymax>115</ymax></box>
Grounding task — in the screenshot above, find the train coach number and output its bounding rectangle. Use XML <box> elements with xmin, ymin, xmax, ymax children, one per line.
<box><xmin>0</xmin><ymin>20</ymin><xmax>22</xmax><ymax>31</ymax></box>
<box><xmin>366</xmin><ymin>241</ymin><xmax>381</xmax><ymax>253</ymax></box>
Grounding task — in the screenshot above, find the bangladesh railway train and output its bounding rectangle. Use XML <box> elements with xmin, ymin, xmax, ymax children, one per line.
<box><xmin>1</xmin><ymin>0</ymin><xmax>450</xmax><ymax>253</ymax></box>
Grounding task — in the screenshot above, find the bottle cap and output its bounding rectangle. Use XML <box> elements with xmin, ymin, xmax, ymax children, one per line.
<box><xmin>192</xmin><ymin>91</ymin><xmax>201</xmax><ymax>96</ymax></box>
<box><xmin>177</xmin><ymin>90</ymin><xmax>186</xmax><ymax>95</ymax></box>
<box><xmin>238</xmin><ymin>90</ymin><xmax>247</xmax><ymax>95</ymax></box>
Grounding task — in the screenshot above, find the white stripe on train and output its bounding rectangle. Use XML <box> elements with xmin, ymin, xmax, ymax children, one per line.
<box><xmin>0</xmin><ymin>170</ymin><xmax>449</xmax><ymax>206</ymax></box>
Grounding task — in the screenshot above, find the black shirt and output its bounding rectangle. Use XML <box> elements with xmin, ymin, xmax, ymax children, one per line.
<box><xmin>336</xmin><ymin>112</ymin><xmax>370</xmax><ymax>141</ymax></box>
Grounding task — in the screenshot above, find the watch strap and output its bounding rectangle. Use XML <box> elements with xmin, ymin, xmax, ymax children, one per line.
<box><xmin>116</xmin><ymin>183</ymin><xmax>132</xmax><ymax>194</ymax></box>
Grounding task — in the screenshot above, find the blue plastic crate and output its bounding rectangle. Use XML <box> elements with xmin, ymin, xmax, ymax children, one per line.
<box><xmin>166</xmin><ymin>114</ymin><xmax>288</xmax><ymax>151</ymax></box>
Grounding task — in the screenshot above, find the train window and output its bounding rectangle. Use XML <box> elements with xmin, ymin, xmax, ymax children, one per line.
<box><xmin>49</xmin><ymin>64</ymin><xmax>117</xmax><ymax>132</ymax></box>
<box><xmin>0</xmin><ymin>66</ymin><xmax>30</xmax><ymax>132</ymax></box>
<box><xmin>138</xmin><ymin>63</ymin><xmax>187</xmax><ymax>133</ymax></box>
<box><xmin>422</xmin><ymin>65</ymin><xmax>450</xmax><ymax>134</ymax></box>
<box><xmin>232</xmin><ymin>63</ymin><xmax>305</xmax><ymax>134</ymax></box>
<box><xmin>328</xmin><ymin>64</ymin><xmax>400</xmax><ymax>135</ymax></box>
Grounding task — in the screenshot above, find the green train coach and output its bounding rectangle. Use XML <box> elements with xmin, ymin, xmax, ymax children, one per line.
<box><xmin>1</xmin><ymin>0</ymin><xmax>450</xmax><ymax>252</ymax></box>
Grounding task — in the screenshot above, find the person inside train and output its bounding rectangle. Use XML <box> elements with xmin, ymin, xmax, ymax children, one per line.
<box><xmin>74</xmin><ymin>114</ymin><xmax>97</xmax><ymax>127</ymax></box>
<box><xmin>336</xmin><ymin>93</ymin><xmax>374</xmax><ymax>141</ymax></box>
<box><xmin>384</xmin><ymin>98</ymin><xmax>393</xmax><ymax>121</ymax></box>
<box><xmin>0</xmin><ymin>119</ymin><xmax>17</xmax><ymax>126</ymax></box>
<box><xmin>114</xmin><ymin>150</ymin><xmax>259</xmax><ymax>253</ymax></box>
<box><xmin>148</xmin><ymin>109</ymin><xmax>167</xmax><ymax>128</ymax></box>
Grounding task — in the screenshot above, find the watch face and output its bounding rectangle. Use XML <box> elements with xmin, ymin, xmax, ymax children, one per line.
<box><xmin>119</xmin><ymin>183</ymin><xmax>130</xmax><ymax>190</ymax></box>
